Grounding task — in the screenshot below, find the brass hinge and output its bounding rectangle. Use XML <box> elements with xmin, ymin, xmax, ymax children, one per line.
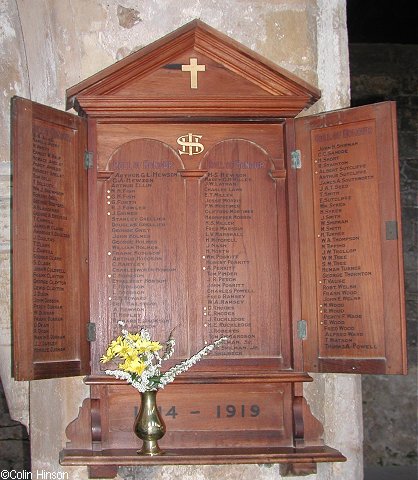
<box><xmin>291</xmin><ymin>150</ymin><xmax>301</xmax><ymax>169</ymax></box>
<box><xmin>87</xmin><ymin>322</ymin><xmax>96</xmax><ymax>342</ymax></box>
<box><xmin>84</xmin><ymin>151</ymin><xmax>93</xmax><ymax>169</ymax></box>
<box><xmin>297</xmin><ymin>320</ymin><xmax>307</xmax><ymax>340</ymax></box>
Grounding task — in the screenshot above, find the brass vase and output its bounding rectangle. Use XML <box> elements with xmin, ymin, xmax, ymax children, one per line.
<box><xmin>134</xmin><ymin>390</ymin><xmax>166</xmax><ymax>455</ymax></box>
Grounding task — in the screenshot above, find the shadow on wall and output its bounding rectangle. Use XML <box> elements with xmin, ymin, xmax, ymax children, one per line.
<box><xmin>0</xmin><ymin>379</ymin><xmax>30</xmax><ymax>471</ymax></box>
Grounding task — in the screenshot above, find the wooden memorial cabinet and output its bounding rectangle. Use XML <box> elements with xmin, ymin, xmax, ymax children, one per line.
<box><xmin>11</xmin><ymin>20</ymin><xmax>406</xmax><ymax>478</ymax></box>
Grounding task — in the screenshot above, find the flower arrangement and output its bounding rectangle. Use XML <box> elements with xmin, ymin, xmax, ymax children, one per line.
<box><xmin>101</xmin><ymin>321</ymin><xmax>227</xmax><ymax>392</ymax></box>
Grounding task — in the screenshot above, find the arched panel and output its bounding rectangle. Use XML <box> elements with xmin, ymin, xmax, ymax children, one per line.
<box><xmin>196</xmin><ymin>138</ymin><xmax>291</xmax><ymax>368</ymax></box>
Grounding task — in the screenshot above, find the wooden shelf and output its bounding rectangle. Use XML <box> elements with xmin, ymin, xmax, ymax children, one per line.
<box><xmin>60</xmin><ymin>445</ymin><xmax>346</xmax><ymax>466</ymax></box>
<box><xmin>84</xmin><ymin>372</ymin><xmax>314</xmax><ymax>385</ymax></box>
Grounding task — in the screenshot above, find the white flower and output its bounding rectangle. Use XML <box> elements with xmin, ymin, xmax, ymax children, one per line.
<box><xmin>158</xmin><ymin>337</ymin><xmax>228</xmax><ymax>388</ymax></box>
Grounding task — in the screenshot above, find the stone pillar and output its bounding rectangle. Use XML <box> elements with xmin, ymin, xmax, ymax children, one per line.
<box><xmin>0</xmin><ymin>1</ymin><xmax>362</xmax><ymax>479</ymax></box>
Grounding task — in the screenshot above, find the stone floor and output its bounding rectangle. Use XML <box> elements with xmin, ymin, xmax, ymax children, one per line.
<box><xmin>0</xmin><ymin>379</ymin><xmax>30</xmax><ymax>472</ymax></box>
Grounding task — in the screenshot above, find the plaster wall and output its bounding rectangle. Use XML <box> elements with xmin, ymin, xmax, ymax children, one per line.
<box><xmin>0</xmin><ymin>1</ymin><xmax>361</xmax><ymax>479</ymax></box>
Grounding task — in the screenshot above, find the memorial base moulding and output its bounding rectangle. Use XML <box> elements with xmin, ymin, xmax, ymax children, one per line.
<box><xmin>59</xmin><ymin>375</ymin><xmax>346</xmax><ymax>478</ymax></box>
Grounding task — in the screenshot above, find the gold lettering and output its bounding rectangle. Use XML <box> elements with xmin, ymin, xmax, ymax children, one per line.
<box><xmin>177</xmin><ymin>133</ymin><xmax>205</xmax><ymax>156</ymax></box>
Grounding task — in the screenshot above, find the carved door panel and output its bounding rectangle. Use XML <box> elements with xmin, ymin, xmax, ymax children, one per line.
<box><xmin>11</xmin><ymin>96</ymin><xmax>89</xmax><ymax>380</ymax></box>
<box><xmin>90</xmin><ymin>122</ymin><xmax>293</xmax><ymax>376</ymax></box>
<box><xmin>291</xmin><ymin>101</ymin><xmax>406</xmax><ymax>374</ymax></box>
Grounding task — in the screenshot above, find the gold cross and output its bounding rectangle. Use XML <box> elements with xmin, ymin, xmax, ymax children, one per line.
<box><xmin>182</xmin><ymin>58</ymin><xmax>206</xmax><ymax>89</ymax></box>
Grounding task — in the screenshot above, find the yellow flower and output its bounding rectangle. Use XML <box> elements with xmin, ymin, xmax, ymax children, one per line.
<box><xmin>149</xmin><ymin>341</ymin><xmax>163</xmax><ymax>351</ymax></box>
<box><xmin>108</xmin><ymin>337</ymin><xmax>125</xmax><ymax>353</ymax></box>
<box><xmin>132</xmin><ymin>339</ymin><xmax>162</xmax><ymax>353</ymax></box>
<box><xmin>118</xmin><ymin>357</ymin><xmax>146</xmax><ymax>375</ymax></box>
<box><xmin>100</xmin><ymin>343</ymin><xmax>119</xmax><ymax>363</ymax></box>
<box><xmin>101</xmin><ymin>336</ymin><xmax>140</xmax><ymax>363</ymax></box>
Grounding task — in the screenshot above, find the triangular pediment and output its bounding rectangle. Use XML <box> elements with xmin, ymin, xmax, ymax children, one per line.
<box><xmin>67</xmin><ymin>19</ymin><xmax>320</xmax><ymax>117</ymax></box>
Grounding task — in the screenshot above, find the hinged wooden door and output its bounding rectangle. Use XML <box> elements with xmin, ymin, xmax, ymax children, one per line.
<box><xmin>290</xmin><ymin>101</ymin><xmax>406</xmax><ymax>374</ymax></box>
<box><xmin>11</xmin><ymin>96</ymin><xmax>90</xmax><ymax>380</ymax></box>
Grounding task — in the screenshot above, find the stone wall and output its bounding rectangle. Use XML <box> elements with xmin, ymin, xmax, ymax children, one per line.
<box><xmin>0</xmin><ymin>1</ymin><xmax>363</xmax><ymax>479</ymax></box>
<box><xmin>350</xmin><ymin>43</ymin><xmax>418</xmax><ymax>468</ymax></box>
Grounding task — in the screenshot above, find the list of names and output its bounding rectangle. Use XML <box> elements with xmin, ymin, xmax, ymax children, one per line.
<box><xmin>201</xmin><ymin>144</ymin><xmax>281</xmax><ymax>358</ymax></box>
<box><xmin>32</xmin><ymin>125</ymin><xmax>69</xmax><ymax>356</ymax></box>
<box><xmin>203</xmin><ymin>170</ymin><xmax>254</xmax><ymax>355</ymax></box>
<box><xmin>313</xmin><ymin>122</ymin><xmax>384</xmax><ymax>355</ymax></box>
<box><xmin>105</xmin><ymin>141</ymin><xmax>187</xmax><ymax>352</ymax></box>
